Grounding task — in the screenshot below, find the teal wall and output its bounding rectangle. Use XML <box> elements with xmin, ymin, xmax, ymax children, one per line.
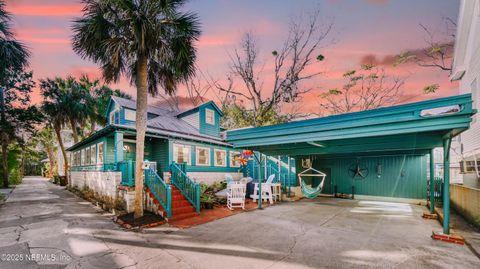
<box><xmin>198</xmin><ymin>104</ymin><xmax>221</xmax><ymax>137</ymax></box>
<box><xmin>150</xmin><ymin>139</ymin><xmax>169</xmax><ymax>174</ymax></box>
<box><xmin>299</xmin><ymin>154</ymin><xmax>428</xmax><ymax>199</ymax></box>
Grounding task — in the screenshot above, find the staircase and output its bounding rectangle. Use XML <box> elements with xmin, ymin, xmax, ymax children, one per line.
<box><xmin>145</xmin><ymin>186</ymin><xmax>197</xmax><ymax>221</ymax></box>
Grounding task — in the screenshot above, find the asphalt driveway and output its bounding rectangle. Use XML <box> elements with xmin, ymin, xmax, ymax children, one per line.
<box><xmin>0</xmin><ymin>176</ymin><xmax>479</xmax><ymax>268</ymax></box>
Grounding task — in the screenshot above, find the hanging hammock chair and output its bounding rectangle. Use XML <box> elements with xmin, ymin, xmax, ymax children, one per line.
<box><xmin>298</xmin><ymin>167</ymin><xmax>327</xmax><ymax>199</ymax></box>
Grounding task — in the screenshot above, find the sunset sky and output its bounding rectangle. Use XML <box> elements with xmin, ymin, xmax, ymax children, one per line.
<box><xmin>5</xmin><ymin>0</ymin><xmax>459</xmax><ymax>114</ymax></box>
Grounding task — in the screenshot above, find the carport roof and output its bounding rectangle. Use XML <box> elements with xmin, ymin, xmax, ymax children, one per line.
<box><xmin>226</xmin><ymin>94</ymin><xmax>475</xmax><ymax>156</ymax></box>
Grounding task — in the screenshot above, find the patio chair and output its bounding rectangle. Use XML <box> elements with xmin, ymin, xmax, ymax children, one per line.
<box><xmin>251</xmin><ymin>174</ymin><xmax>275</xmax><ymax>204</ymax></box>
<box><xmin>227</xmin><ymin>183</ymin><xmax>246</xmax><ymax>210</ymax></box>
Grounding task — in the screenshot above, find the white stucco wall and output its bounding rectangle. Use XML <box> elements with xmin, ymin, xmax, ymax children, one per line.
<box><xmin>70</xmin><ymin>171</ymin><xmax>122</xmax><ymax>197</ymax></box>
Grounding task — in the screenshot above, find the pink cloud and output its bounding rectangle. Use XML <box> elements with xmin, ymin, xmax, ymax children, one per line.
<box><xmin>7</xmin><ymin>4</ymin><xmax>82</xmax><ymax>17</ymax></box>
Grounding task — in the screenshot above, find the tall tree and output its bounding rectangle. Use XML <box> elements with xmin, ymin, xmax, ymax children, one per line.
<box><xmin>318</xmin><ymin>64</ymin><xmax>404</xmax><ymax>115</ymax></box>
<box><xmin>36</xmin><ymin>126</ymin><xmax>57</xmax><ymax>178</ymax></box>
<box><xmin>72</xmin><ymin>0</ymin><xmax>200</xmax><ymax>218</ymax></box>
<box><xmin>0</xmin><ymin>0</ymin><xmax>34</xmax><ymax>188</ymax></box>
<box><xmin>215</xmin><ymin>10</ymin><xmax>332</xmax><ymax>127</ymax></box>
<box><xmin>40</xmin><ymin>78</ymin><xmax>70</xmax><ymax>183</ymax></box>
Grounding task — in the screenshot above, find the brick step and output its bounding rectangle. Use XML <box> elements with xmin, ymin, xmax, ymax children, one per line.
<box><xmin>172</xmin><ymin>194</ymin><xmax>188</xmax><ymax>201</ymax></box>
<box><xmin>172</xmin><ymin>206</ymin><xmax>195</xmax><ymax>214</ymax></box>
<box><xmin>169</xmin><ymin>212</ymin><xmax>197</xmax><ymax>221</ymax></box>
<box><xmin>172</xmin><ymin>200</ymin><xmax>191</xmax><ymax>208</ymax></box>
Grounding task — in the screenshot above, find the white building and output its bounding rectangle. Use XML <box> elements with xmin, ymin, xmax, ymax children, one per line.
<box><xmin>57</xmin><ymin>129</ymin><xmax>74</xmax><ymax>177</ymax></box>
<box><xmin>451</xmin><ymin>0</ymin><xmax>480</xmax><ymax>188</ymax></box>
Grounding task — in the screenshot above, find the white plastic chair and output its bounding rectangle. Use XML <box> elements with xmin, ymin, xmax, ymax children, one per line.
<box><xmin>227</xmin><ymin>183</ymin><xmax>246</xmax><ymax>210</ymax></box>
<box><xmin>252</xmin><ymin>174</ymin><xmax>275</xmax><ymax>204</ymax></box>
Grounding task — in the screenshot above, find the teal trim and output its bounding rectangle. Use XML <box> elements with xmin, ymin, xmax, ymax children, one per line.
<box><xmin>429</xmin><ymin>149</ymin><xmax>435</xmax><ymax>214</ymax></box>
<box><xmin>443</xmin><ymin>138</ymin><xmax>451</xmax><ymax>234</ymax></box>
<box><xmin>199</xmin><ymin>103</ymin><xmax>221</xmax><ymax>137</ymax></box>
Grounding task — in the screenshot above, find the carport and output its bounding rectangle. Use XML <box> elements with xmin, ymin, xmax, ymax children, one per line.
<box><xmin>227</xmin><ymin>94</ymin><xmax>475</xmax><ymax>235</ymax></box>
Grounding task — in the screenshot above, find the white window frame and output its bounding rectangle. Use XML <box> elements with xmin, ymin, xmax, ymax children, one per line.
<box><xmin>97</xmin><ymin>142</ymin><xmax>104</xmax><ymax>164</ymax></box>
<box><xmin>91</xmin><ymin>144</ymin><xmax>96</xmax><ymax>165</ymax></box>
<box><xmin>124</xmin><ymin>109</ymin><xmax>136</xmax><ymax>121</ymax></box>
<box><xmin>214</xmin><ymin>149</ymin><xmax>227</xmax><ymax>167</ymax></box>
<box><xmin>229</xmin><ymin>151</ymin><xmax>241</xmax><ymax>167</ymax></box>
<box><xmin>109</xmin><ymin>109</ymin><xmax>119</xmax><ymax>124</ymax></box>
<box><xmin>173</xmin><ymin>143</ymin><xmax>191</xmax><ymax>165</ymax></box>
<box><xmin>196</xmin><ymin>146</ymin><xmax>211</xmax><ymax>166</ymax></box>
<box><xmin>81</xmin><ymin>149</ymin><xmax>85</xmax><ymax>165</ymax></box>
<box><xmin>205</xmin><ymin>108</ymin><xmax>215</xmax><ymax>125</ymax></box>
<box><xmin>85</xmin><ymin>147</ymin><xmax>91</xmax><ymax>165</ymax></box>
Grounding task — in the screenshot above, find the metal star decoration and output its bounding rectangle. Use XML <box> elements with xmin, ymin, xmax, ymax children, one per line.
<box><xmin>349</xmin><ymin>164</ymin><xmax>368</xmax><ymax>179</ymax></box>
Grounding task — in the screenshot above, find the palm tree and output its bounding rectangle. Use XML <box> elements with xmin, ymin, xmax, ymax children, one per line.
<box><xmin>36</xmin><ymin>126</ymin><xmax>57</xmax><ymax>179</ymax></box>
<box><xmin>40</xmin><ymin>78</ymin><xmax>70</xmax><ymax>183</ymax></box>
<box><xmin>57</xmin><ymin>76</ymin><xmax>90</xmax><ymax>143</ymax></box>
<box><xmin>0</xmin><ymin>0</ymin><xmax>30</xmax><ymax>187</ymax></box>
<box><xmin>72</xmin><ymin>0</ymin><xmax>200</xmax><ymax>218</ymax></box>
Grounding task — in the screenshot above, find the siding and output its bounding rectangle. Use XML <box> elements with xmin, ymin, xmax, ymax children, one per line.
<box><xmin>182</xmin><ymin>112</ymin><xmax>200</xmax><ymax>129</ymax></box>
<box><xmin>150</xmin><ymin>138</ymin><xmax>169</xmax><ymax>174</ymax></box>
<box><xmin>199</xmin><ymin>105</ymin><xmax>220</xmax><ymax>137</ymax></box>
<box><xmin>105</xmin><ymin>136</ymin><xmax>115</xmax><ymax>163</ymax></box>
<box><xmin>299</xmin><ymin>154</ymin><xmax>428</xmax><ymax>199</ymax></box>
<box><xmin>453</xmin><ymin>0</ymin><xmax>480</xmax><ymax>178</ymax></box>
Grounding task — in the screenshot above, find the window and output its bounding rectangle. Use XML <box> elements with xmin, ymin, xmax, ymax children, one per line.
<box><xmin>205</xmin><ymin>108</ymin><xmax>215</xmax><ymax>125</ymax></box>
<box><xmin>214</xmin><ymin>149</ymin><xmax>226</xmax><ymax>167</ymax></box>
<box><xmin>124</xmin><ymin>109</ymin><xmax>136</xmax><ymax>121</ymax></box>
<box><xmin>76</xmin><ymin>151</ymin><xmax>80</xmax><ymax>166</ymax></box>
<box><xmin>81</xmin><ymin>149</ymin><xmax>85</xmax><ymax>165</ymax></box>
<box><xmin>229</xmin><ymin>151</ymin><xmax>241</xmax><ymax>167</ymax></box>
<box><xmin>173</xmin><ymin>144</ymin><xmax>191</xmax><ymax>165</ymax></box>
<box><xmin>97</xmin><ymin>142</ymin><xmax>104</xmax><ymax>164</ymax></box>
<box><xmin>91</xmin><ymin>144</ymin><xmax>96</xmax><ymax>164</ymax></box>
<box><xmin>85</xmin><ymin>147</ymin><xmax>91</xmax><ymax>165</ymax></box>
<box><xmin>196</xmin><ymin>146</ymin><xmax>210</xmax><ymax>166</ymax></box>
<box><xmin>460</xmin><ymin>160</ymin><xmax>480</xmax><ymax>174</ymax></box>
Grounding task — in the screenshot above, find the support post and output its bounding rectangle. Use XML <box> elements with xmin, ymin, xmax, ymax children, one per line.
<box><xmin>430</xmin><ymin>148</ymin><xmax>435</xmax><ymax>214</ymax></box>
<box><xmin>114</xmin><ymin>131</ymin><xmax>124</xmax><ymax>163</ymax></box>
<box><xmin>259</xmin><ymin>154</ymin><xmax>263</xmax><ymax>209</ymax></box>
<box><xmin>287</xmin><ymin>156</ymin><xmax>291</xmax><ymax>197</ymax></box>
<box><xmin>443</xmin><ymin>138</ymin><xmax>451</xmax><ymax>234</ymax></box>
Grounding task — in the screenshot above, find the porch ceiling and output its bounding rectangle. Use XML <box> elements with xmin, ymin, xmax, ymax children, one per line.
<box><xmin>226</xmin><ymin>94</ymin><xmax>475</xmax><ymax>156</ymax></box>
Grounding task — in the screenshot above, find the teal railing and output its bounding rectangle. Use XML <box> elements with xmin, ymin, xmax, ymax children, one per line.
<box><xmin>145</xmin><ymin>168</ymin><xmax>172</xmax><ymax>218</ymax></box>
<box><xmin>170</xmin><ymin>162</ymin><xmax>200</xmax><ymax>214</ymax></box>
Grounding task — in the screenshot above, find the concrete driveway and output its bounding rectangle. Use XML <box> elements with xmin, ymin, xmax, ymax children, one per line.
<box><xmin>0</xmin><ymin>177</ymin><xmax>479</xmax><ymax>269</ymax></box>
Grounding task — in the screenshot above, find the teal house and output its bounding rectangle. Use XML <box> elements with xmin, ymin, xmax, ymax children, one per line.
<box><xmin>67</xmin><ymin>96</ymin><xmax>245</xmax><ymax>220</ymax></box>
<box><xmin>67</xmin><ymin>94</ymin><xmax>475</xmax><ymax>231</ymax></box>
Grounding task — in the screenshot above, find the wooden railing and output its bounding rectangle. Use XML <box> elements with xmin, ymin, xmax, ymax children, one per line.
<box><xmin>145</xmin><ymin>168</ymin><xmax>172</xmax><ymax>218</ymax></box>
<box><xmin>170</xmin><ymin>162</ymin><xmax>200</xmax><ymax>214</ymax></box>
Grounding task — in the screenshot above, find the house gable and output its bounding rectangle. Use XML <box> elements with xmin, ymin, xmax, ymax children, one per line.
<box><xmin>177</xmin><ymin>101</ymin><xmax>222</xmax><ymax>137</ymax></box>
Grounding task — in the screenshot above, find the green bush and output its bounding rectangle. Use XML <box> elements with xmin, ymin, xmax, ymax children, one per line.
<box><xmin>9</xmin><ymin>169</ymin><xmax>22</xmax><ymax>186</ymax></box>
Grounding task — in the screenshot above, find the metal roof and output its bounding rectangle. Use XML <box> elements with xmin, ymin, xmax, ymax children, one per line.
<box><xmin>226</xmin><ymin>94</ymin><xmax>475</xmax><ymax>156</ymax></box>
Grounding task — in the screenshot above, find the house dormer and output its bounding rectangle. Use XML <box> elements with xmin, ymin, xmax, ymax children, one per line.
<box><xmin>105</xmin><ymin>96</ymin><xmax>166</xmax><ymax>126</ymax></box>
<box><xmin>177</xmin><ymin>101</ymin><xmax>223</xmax><ymax>137</ymax></box>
